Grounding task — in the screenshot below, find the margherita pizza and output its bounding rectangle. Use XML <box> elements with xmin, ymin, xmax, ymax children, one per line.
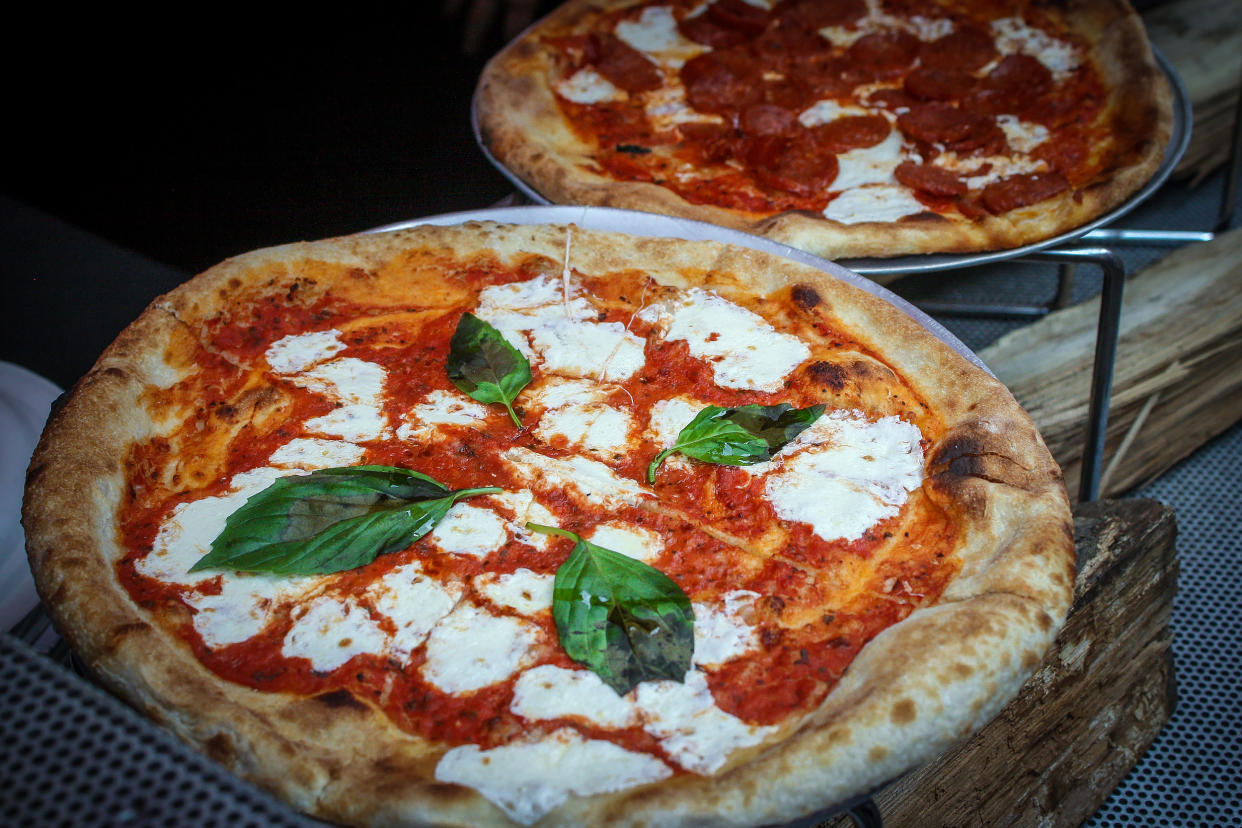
<box><xmin>23</xmin><ymin>221</ymin><xmax>1074</xmax><ymax>826</ymax></box>
<box><xmin>475</xmin><ymin>0</ymin><xmax>1173</xmax><ymax>259</ymax></box>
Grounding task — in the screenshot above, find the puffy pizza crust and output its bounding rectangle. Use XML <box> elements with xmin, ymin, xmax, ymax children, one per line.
<box><xmin>23</xmin><ymin>222</ymin><xmax>1073</xmax><ymax>826</ymax></box>
<box><xmin>475</xmin><ymin>0</ymin><xmax>1173</xmax><ymax>260</ymax></box>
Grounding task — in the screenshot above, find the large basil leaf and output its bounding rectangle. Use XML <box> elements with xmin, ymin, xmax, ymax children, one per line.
<box><xmin>447</xmin><ymin>312</ymin><xmax>531</xmax><ymax>428</ymax></box>
<box><xmin>647</xmin><ymin>403</ymin><xmax>825</xmax><ymax>482</ymax></box>
<box><xmin>192</xmin><ymin>465</ymin><xmax>500</xmax><ymax>575</ymax></box>
<box><xmin>528</xmin><ymin>523</ymin><xmax>694</xmax><ymax>696</ymax></box>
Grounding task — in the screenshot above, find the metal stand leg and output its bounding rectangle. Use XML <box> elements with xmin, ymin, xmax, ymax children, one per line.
<box><xmin>845</xmin><ymin>797</ymin><xmax>885</xmax><ymax>828</ymax></box>
<box><xmin>1024</xmin><ymin>247</ymin><xmax>1126</xmax><ymax>502</ymax></box>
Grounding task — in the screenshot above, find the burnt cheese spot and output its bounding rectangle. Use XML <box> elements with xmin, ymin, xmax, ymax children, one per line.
<box><xmin>807</xmin><ymin>360</ymin><xmax>849</xmax><ymax>391</ymax></box>
<box><xmin>791</xmin><ymin>284</ymin><xmax>821</xmax><ymax>308</ymax></box>
<box><xmin>315</xmin><ymin>689</ymin><xmax>368</xmax><ymax>711</ymax></box>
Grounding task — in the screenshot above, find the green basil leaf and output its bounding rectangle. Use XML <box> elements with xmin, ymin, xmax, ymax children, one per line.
<box><xmin>647</xmin><ymin>403</ymin><xmax>825</xmax><ymax>482</ymax></box>
<box><xmin>447</xmin><ymin>312</ymin><xmax>531</xmax><ymax>428</ymax></box>
<box><xmin>192</xmin><ymin>466</ymin><xmax>501</xmax><ymax>575</ymax></box>
<box><xmin>528</xmin><ymin>523</ymin><xmax>694</xmax><ymax>696</ymax></box>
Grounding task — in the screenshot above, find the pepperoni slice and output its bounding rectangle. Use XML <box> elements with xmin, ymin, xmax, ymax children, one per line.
<box><xmin>706</xmin><ymin>0</ymin><xmax>769</xmax><ymax>34</ymax></box>
<box><xmin>972</xmin><ymin>54</ymin><xmax>1053</xmax><ymax>115</ymax></box>
<box><xmin>591</xmin><ymin>33</ymin><xmax>662</xmax><ymax>93</ymax></box>
<box><xmin>743</xmin><ymin>136</ymin><xmax>839</xmax><ymax>196</ymax></box>
<box><xmin>679</xmin><ymin>122</ymin><xmax>740</xmax><ymax>164</ymax></box>
<box><xmin>894</xmin><ymin>161</ymin><xmax>967</xmax><ymax>197</ymax></box>
<box><xmin>918</xmin><ymin>26</ymin><xmax>997</xmax><ymax>73</ymax></box>
<box><xmin>806</xmin><ymin>115</ymin><xmax>891</xmax><ymax>153</ymax></box>
<box><xmin>847</xmin><ymin>31</ymin><xmax>920</xmax><ymax>79</ymax></box>
<box><xmin>897</xmin><ymin>102</ymin><xmax>996</xmax><ymax>148</ymax></box>
<box><xmin>679</xmin><ymin>15</ymin><xmax>749</xmax><ymax>49</ymax></box>
<box><xmin>903</xmin><ymin>67</ymin><xmax>977</xmax><ymax>102</ymax></box>
<box><xmin>777</xmin><ymin>0</ymin><xmax>867</xmax><ymax>29</ymax></box>
<box><xmin>763</xmin><ymin>76</ymin><xmax>811</xmax><ymax>111</ymax></box>
<box><xmin>980</xmin><ymin>172</ymin><xmax>1070</xmax><ymax>214</ymax></box>
<box><xmin>681</xmin><ymin>51</ymin><xmax>762</xmax><ymax>115</ymax></box>
<box><xmin>865</xmin><ymin>87</ymin><xmax>917</xmax><ymax>111</ymax></box>
<box><xmin>740</xmin><ymin>103</ymin><xmax>798</xmax><ymax>137</ymax></box>
<box><xmin>752</xmin><ymin>25</ymin><xmax>824</xmax><ymax>74</ymax></box>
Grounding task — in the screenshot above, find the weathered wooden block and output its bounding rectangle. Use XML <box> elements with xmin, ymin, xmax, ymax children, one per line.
<box><xmin>819</xmin><ymin>498</ymin><xmax>1178</xmax><ymax>828</ymax></box>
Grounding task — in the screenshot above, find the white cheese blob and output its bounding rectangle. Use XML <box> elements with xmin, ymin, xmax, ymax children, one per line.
<box><xmin>287</xmin><ymin>357</ymin><xmax>386</xmax><ymax>407</ymax></box>
<box><xmin>435</xmin><ymin>728</ymin><xmax>671</xmax><ymax>825</ymax></box>
<box><xmin>615</xmin><ymin>5</ymin><xmax>707</xmax><ymax>68</ymax></box>
<box><xmin>265</xmin><ymin>330</ymin><xmax>345</xmax><ymax>374</ymax></box>
<box><xmin>268</xmin><ymin>437</ymin><xmax>366</xmax><ymax>469</ymax></box>
<box><xmin>761</xmin><ymin>411</ymin><xmax>924</xmax><ymax>542</ymax></box>
<box><xmin>645</xmin><ymin>396</ymin><xmax>708</xmax><ymax>449</ymax></box>
<box><xmin>367</xmin><ymin>562</ymin><xmax>462</xmax><ymax>660</ymax></box>
<box><xmin>823</xmin><ymin>185</ymin><xmax>928</xmax><ymax>224</ymax></box>
<box><xmin>991</xmin><ymin>17</ymin><xmax>1081</xmax><ymax>80</ymax></box>
<box><xmin>556</xmin><ymin>67</ymin><xmax>625</xmax><ymax>104</ymax></box>
<box><xmin>511</xmin><ymin>665</ymin><xmax>639</xmax><ymax>728</ymax></box>
<box><xmin>932</xmin><ymin>150</ymin><xmax>1048</xmax><ymax>189</ymax></box>
<box><xmin>653</xmin><ymin>288</ymin><xmax>810</xmax><ymax>392</ymax></box>
<box><xmin>303</xmin><ymin>403</ymin><xmax>388</xmax><ymax>442</ymax></box>
<box><xmin>476</xmin><ymin>568</ymin><xmax>555</xmax><ymax>615</ymax></box>
<box><xmin>909</xmin><ymin>15</ymin><xmax>954</xmax><ymax>41</ymax></box>
<box><xmin>832</xmin><ymin>128</ymin><xmax>905</xmax><ymax>191</ymax></box>
<box><xmin>430</xmin><ymin>502</ymin><xmax>510</xmax><ymax>558</ymax></box>
<box><xmin>476</xmin><ymin>275</ymin><xmax>646</xmax><ymax>382</ymax></box>
<box><xmin>396</xmin><ymin>389</ymin><xmax>489</xmax><ymax>442</ymax></box>
<box><xmin>422</xmin><ymin>603</ymin><xmax>541</xmax><ymax>693</ymax></box>
<box><xmin>282</xmin><ymin>595</ymin><xmax>388</xmax><ymax>673</ymax></box>
<box><xmin>798</xmin><ymin>99</ymin><xmax>872</xmax><ymax>127</ymax></box>
<box><xmin>486</xmin><ymin>489</ymin><xmax>560</xmax><ymax>550</ymax></box>
<box><xmin>533</xmin><ymin>379</ymin><xmax>634</xmax><ymax>456</ymax></box>
<box><xmin>188</xmin><ymin>572</ymin><xmax>321</xmax><ymax>648</ymax></box>
<box><xmin>633</xmin><ymin>670</ymin><xmax>778</xmax><ymax>774</ymax></box>
<box><xmin>502</xmin><ymin>447</ymin><xmax>651</xmax><ymax>508</ymax></box>
<box><xmin>692</xmin><ymin>590</ymin><xmax>761</xmax><ymax>667</ymax></box>
<box><xmin>587</xmin><ymin>522</ymin><xmax>664</xmax><ymax>564</ymax></box>
<box><xmin>996</xmin><ymin>114</ymin><xmax>1050</xmax><ymax>154</ymax></box>
<box><xmin>644</xmin><ymin>83</ymin><xmax>723</xmax><ymax>131</ymax></box>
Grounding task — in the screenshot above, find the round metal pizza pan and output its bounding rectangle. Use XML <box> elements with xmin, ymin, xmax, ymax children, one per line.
<box><xmin>370</xmin><ymin>204</ymin><xmax>993</xmax><ymax>376</ymax></box>
<box><xmin>468</xmin><ymin>45</ymin><xmax>1190</xmax><ymax>277</ymax></box>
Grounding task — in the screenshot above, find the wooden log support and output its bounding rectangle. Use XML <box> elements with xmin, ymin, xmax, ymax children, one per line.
<box><xmin>820</xmin><ymin>498</ymin><xmax>1178</xmax><ymax>828</ymax></box>
<box><xmin>1144</xmin><ymin>0</ymin><xmax>1242</xmax><ymax>184</ymax></box>
<box><xmin>978</xmin><ymin>227</ymin><xmax>1242</xmax><ymax>501</ymax></box>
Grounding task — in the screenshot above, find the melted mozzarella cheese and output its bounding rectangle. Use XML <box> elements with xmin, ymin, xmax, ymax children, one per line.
<box><xmin>533</xmin><ymin>379</ymin><xmax>634</xmax><ymax>456</ymax></box>
<box><xmin>823</xmin><ymin>185</ymin><xmax>927</xmax><ymax>224</ymax></box>
<box><xmin>268</xmin><ymin>437</ymin><xmax>366</xmax><ymax>469</ymax></box>
<box><xmin>991</xmin><ymin>17</ymin><xmax>1081</xmax><ymax>80</ymax></box>
<box><xmin>760</xmin><ymin>411</ymin><xmax>924</xmax><ymax>542</ymax></box>
<box><xmin>652</xmin><ymin>288</ymin><xmax>810</xmax><ymax>392</ymax></box>
<box><xmin>435</xmin><ymin>728</ymin><xmax>671</xmax><ymax>825</ymax></box>
<box><xmin>932</xmin><ymin>151</ymin><xmax>1048</xmax><ymax>189</ymax></box>
<box><xmin>476</xmin><ymin>568</ymin><xmax>555</xmax><ymax>615</ymax></box>
<box><xmin>368</xmin><ymin>562</ymin><xmax>462</xmax><ymax>660</ymax></box>
<box><xmin>265</xmin><ymin>330</ymin><xmax>345</xmax><ymax>373</ymax></box>
<box><xmin>422</xmin><ymin>603</ymin><xmax>541</xmax><ymax>693</ymax></box>
<box><xmin>798</xmin><ymin>99</ymin><xmax>871</xmax><ymax>127</ymax></box>
<box><xmin>287</xmin><ymin>357</ymin><xmax>386</xmax><ymax>407</ymax></box>
<box><xmin>511</xmin><ymin>665</ymin><xmax>639</xmax><ymax>728</ymax></box>
<box><xmin>633</xmin><ymin>670</ymin><xmax>778</xmax><ymax>774</ymax></box>
<box><xmin>502</xmin><ymin>447</ymin><xmax>651</xmax><ymax>508</ymax></box>
<box><xmin>692</xmin><ymin>590</ymin><xmax>761</xmax><ymax>667</ymax></box>
<box><xmin>832</xmin><ymin>128</ymin><xmax>905</xmax><ymax>191</ymax></box>
<box><xmin>188</xmin><ymin>572</ymin><xmax>321</xmax><ymax>648</ymax></box>
<box><xmin>587</xmin><ymin>522</ymin><xmax>664</xmax><ymax>563</ymax></box>
<box><xmin>556</xmin><ymin>67</ymin><xmax>625</xmax><ymax>104</ymax></box>
<box><xmin>303</xmin><ymin>403</ymin><xmax>388</xmax><ymax>442</ymax></box>
<box><xmin>486</xmin><ymin>490</ymin><xmax>559</xmax><ymax>550</ymax></box>
<box><xmin>430</xmin><ymin>502</ymin><xmax>510</xmax><ymax>558</ymax></box>
<box><xmin>644</xmin><ymin>83</ymin><xmax>722</xmax><ymax>131</ymax></box>
<box><xmin>615</xmin><ymin>5</ymin><xmax>707</xmax><ymax>68</ymax></box>
<box><xmin>283</xmin><ymin>595</ymin><xmax>388</xmax><ymax>672</ymax></box>
<box><xmin>476</xmin><ymin>275</ymin><xmax>646</xmax><ymax>382</ymax></box>
<box><xmin>645</xmin><ymin>396</ymin><xmax>708</xmax><ymax>449</ymax></box>
<box><xmin>996</xmin><ymin>114</ymin><xmax>1050</xmax><ymax>154</ymax></box>
<box><xmin>396</xmin><ymin>389</ymin><xmax>489</xmax><ymax>441</ymax></box>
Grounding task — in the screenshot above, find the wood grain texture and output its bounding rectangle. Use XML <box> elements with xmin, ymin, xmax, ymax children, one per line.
<box><xmin>978</xmin><ymin>227</ymin><xmax>1242</xmax><ymax>502</ymax></box>
<box><xmin>819</xmin><ymin>498</ymin><xmax>1178</xmax><ymax>828</ymax></box>
<box><xmin>1144</xmin><ymin>0</ymin><xmax>1242</xmax><ymax>183</ymax></box>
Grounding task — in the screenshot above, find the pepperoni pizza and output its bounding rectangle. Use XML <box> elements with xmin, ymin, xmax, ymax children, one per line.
<box><xmin>476</xmin><ymin>0</ymin><xmax>1173</xmax><ymax>259</ymax></box>
<box><xmin>24</xmin><ymin>222</ymin><xmax>1074</xmax><ymax>825</ymax></box>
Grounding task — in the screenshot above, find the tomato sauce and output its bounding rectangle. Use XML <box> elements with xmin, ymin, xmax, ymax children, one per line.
<box><xmin>114</xmin><ymin>260</ymin><xmax>962</xmax><ymax>756</ymax></box>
